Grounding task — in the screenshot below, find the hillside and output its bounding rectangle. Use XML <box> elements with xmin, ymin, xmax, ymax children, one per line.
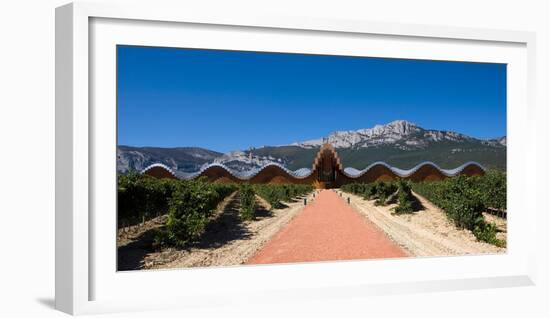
<box><xmin>118</xmin><ymin>120</ymin><xmax>506</xmax><ymax>174</ymax></box>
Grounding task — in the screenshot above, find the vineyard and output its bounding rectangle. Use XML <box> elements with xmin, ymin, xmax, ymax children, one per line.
<box><xmin>411</xmin><ymin>170</ymin><xmax>506</xmax><ymax>247</ymax></box>
<box><xmin>239</xmin><ymin>183</ymin><xmax>256</xmax><ymax>220</ymax></box>
<box><xmin>118</xmin><ymin>171</ymin><xmax>181</xmax><ymax>227</ymax></box>
<box><xmin>341</xmin><ymin>170</ymin><xmax>506</xmax><ymax>247</ymax></box>
<box><xmin>117</xmin><ymin>173</ymin><xmax>313</xmax><ymax>249</ymax></box>
<box><xmin>253</xmin><ymin>184</ymin><xmax>313</xmax><ymax>209</ymax></box>
<box><xmin>118</xmin><ymin>169</ymin><xmax>506</xmax><ymax>267</ymax></box>
<box><xmin>341</xmin><ymin>180</ymin><xmax>421</xmax><ymax>214</ymax></box>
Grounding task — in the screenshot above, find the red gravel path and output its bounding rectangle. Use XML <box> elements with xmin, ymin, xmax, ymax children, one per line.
<box><xmin>246</xmin><ymin>190</ymin><xmax>407</xmax><ymax>265</ymax></box>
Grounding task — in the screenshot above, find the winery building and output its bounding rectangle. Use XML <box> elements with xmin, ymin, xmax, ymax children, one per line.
<box><xmin>141</xmin><ymin>143</ymin><xmax>485</xmax><ymax>189</ymax></box>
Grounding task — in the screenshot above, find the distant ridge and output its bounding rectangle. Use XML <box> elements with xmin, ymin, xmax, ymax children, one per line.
<box><xmin>117</xmin><ymin>120</ymin><xmax>506</xmax><ymax>174</ymax></box>
<box><xmin>117</xmin><ymin>146</ymin><xmax>222</xmax><ymax>174</ymax></box>
<box><xmin>292</xmin><ymin>120</ymin><xmax>496</xmax><ymax>149</ymax></box>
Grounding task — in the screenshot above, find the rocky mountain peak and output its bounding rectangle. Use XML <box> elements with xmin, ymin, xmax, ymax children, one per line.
<box><xmin>294</xmin><ymin>120</ymin><xmax>426</xmax><ymax>149</ymax></box>
<box><xmin>117</xmin><ymin>120</ymin><xmax>507</xmax><ymax>174</ymax></box>
<box><xmin>357</xmin><ymin>119</ymin><xmax>421</xmax><ymax>137</ymax></box>
<box><xmin>385</xmin><ymin>119</ymin><xmax>419</xmax><ymax>134</ymax></box>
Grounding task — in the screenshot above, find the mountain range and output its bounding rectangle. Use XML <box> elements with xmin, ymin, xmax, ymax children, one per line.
<box><xmin>117</xmin><ymin>120</ymin><xmax>506</xmax><ymax>174</ymax></box>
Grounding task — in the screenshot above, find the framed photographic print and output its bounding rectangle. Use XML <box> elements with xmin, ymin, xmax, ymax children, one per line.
<box><xmin>55</xmin><ymin>1</ymin><xmax>537</xmax><ymax>315</ymax></box>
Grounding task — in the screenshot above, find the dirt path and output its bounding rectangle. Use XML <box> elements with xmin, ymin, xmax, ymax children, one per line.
<box><xmin>247</xmin><ymin>190</ymin><xmax>407</xmax><ymax>265</ymax></box>
<box><xmin>140</xmin><ymin>192</ymin><xmax>315</xmax><ymax>270</ymax></box>
<box><xmin>340</xmin><ymin>190</ymin><xmax>506</xmax><ymax>257</ymax></box>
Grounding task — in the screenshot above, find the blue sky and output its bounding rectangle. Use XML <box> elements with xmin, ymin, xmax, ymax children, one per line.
<box><xmin>117</xmin><ymin>45</ymin><xmax>506</xmax><ymax>153</ymax></box>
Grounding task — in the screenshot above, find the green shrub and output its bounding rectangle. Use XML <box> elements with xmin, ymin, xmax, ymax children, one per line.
<box><xmin>254</xmin><ymin>185</ymin><xmax>283</xmax><ymax>208</ymax></box>
<box><xmin>413</xmin><ymin>176</ymin><xmax>484</xmax><ymax>230</ymax></box>
<box><xmin>164</xmin><ymin>181</ymin><xmax>215</xmax><ymax>247</ymax></box>
<box><xmin>253</xmin><ymin>184</ymin><xmax>313</xmax><ymax>209</ymax></box>
<box><xmin>239</xmin><ymin>183</ymin><xmax>256</xmax><ymax>220</ymax></box>
<box><xmin>478</xmin><ymin>169</ymin><xmax>507</xmax><ymax>211</ymax></box>
<box><xmin>342</xmin><ymin>181</ymin><xmax>398</xmax><ymax>205</ymax></box>
<box><xmin>473</xmin><ymin>221</ymin><xmax>506</xmax><ymax>248</ymax></box>
<box><xmin>342</xmin><ymin>173</ymin><xmax>507</xmax><ymax>247</ymax></box>
<box><xmin>117</xmin><ymin>172</ymin><xmax>178</xmax><ymax>227</ymax></box>
<box><xmin>412</xmin><ymin>174</ymin><xmax>506</xmax><ymax>246</ymax></box>
<box><xmin>372</xmin><ymin>182</ymin><xmax>398</xmax><ymax>205</ymax></box>
<box><xmin>393</xmin><ymin>180</ymin><xmax>421</xmax><ymax>214</ymax></box>
<box><xmin>157</xmin><ymin>179</ymin><xmax>236</xmax><ymax>248</ymax></box>
<box><xmin>341</xmin><ymin>182</ymin><xmax>375</xmax><ymax>200</ymax></box>
<box><xmin>117</xmin><ymin>173</ymin><xmax>239</xmax><ymax>247</ymax></box>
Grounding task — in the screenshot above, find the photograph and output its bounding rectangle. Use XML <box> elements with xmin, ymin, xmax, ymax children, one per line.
<box><xmin>116</xmin><ymin>45</ymin><xmax>507</xmax><ymax>271</ymax></box>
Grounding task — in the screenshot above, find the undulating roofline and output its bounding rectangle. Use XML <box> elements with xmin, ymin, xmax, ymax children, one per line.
<box><xmin>342</xmin><ymin>161</ymin><xmax>486</xmax><ymax>178</ymax></box>
<box><xmin>141</xmin><ymin>161</ymin><xmax>486</xmax><ymax>180</ymax></box>
<box><xmin>139</xmin><ymin>143</ymin><xmax>486</xmax><ymax>188</ymax></box>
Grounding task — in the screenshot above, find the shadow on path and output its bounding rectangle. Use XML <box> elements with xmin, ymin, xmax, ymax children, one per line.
<box><xmin>117</xmin><ymin>227</ymin><xmax>159</xmax><ymax>271</ymax></box>
<box><xmin>192</xmin><ymin>193</ymin><xmax>252</xmax><ymax>249</ymax></box>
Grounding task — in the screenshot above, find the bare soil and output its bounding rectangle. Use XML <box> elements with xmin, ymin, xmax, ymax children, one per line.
<box><xmin>339</xmin><ymin>190</ymin><xmax>506</xmax><ymax>257</ymax></box>
<box><xmin>117</xmin><ymin>214</ymin><xmax>169</xmax><ymax>271</ymax></box>
<box><xmin>117</xmin><ymin>191</ymin><xmax>313</xmax><ymax>270</ymax></box>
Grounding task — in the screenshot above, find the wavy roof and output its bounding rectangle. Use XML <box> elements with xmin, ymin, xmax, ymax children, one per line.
<box><xmin>141</xmin><ymin>162</ymin><xmax>313</xmax><ymax>180</ymax></box>
<box><xmin>342</xmin><ymin>161</ymin><xmax>486</xmax><ymax>178</ymax></box>
<box><xmin>141</xmin><ymin>163</ymin><xmax>178</xmax><ymax>177</ymax></box>
<box><xmin>141</xmin><ymin>161</ymin><xmax>485</xmax><ymax>181</ymax></box>
<box><xmin>140</xmin><ymin>143</ymin><xmax>485</xmax><ymax>182</ymax></box>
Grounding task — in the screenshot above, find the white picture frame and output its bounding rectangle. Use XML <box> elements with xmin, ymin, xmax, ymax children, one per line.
<box><xmin>55</xmin><ymin>1</ymin><xmax>537</xmax><ymax>315</ymax></box>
